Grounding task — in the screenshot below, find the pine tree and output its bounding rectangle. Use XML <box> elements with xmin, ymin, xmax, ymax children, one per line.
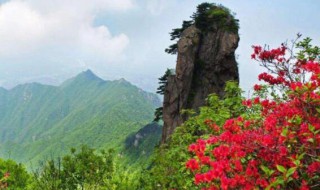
<box><xmin>153</xmin><ymin>107</ymin><xmax>163</xmax><ymax>122</ymax></box>
<box><xmin>165</xmin><ymin>20</ymin><xmax>193</xmax><ymax>55</ymax></box>
<box><xmin>165</xmin><ymin>44</ymin><xmax>178</xmax><ymax>55</ymax></box>
<box><xmin>156</xmin><ymin>69</ymin><xmax>171</xmax><ymax>95</ymax></box>
<box><xmin>169</xmin><ymin>20</ymin><xmax>193</xmax><ymax>41</ymax></box>
<box><xmin>191</xmin><ymin>2</ymin><xmax>213</xmax><ymax>31</ymax></box>
<box><xmin>154</xmin><ymin>69</ymin><xmax>172</xmax><ymax>122</ymax></box>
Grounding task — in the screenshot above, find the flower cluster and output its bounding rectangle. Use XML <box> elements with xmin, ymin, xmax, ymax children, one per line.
<box><xmin>251</xmin><ymin>45</ymin><xmax>286</xmax><ymax>62</ymax></box>
<box><xmin>186</xmin><ymin>38</ymin><xmax>320</xmax><ymax>189</ymax></box>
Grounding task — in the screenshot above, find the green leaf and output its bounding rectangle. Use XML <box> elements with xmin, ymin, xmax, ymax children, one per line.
<box><xmin>286</xmin><ymin>167</ymin><xmax>296</xmax><ymax>178</ymax></box>
<box><xmin>308</xmin><ymin>124</ymin><xmax>315</xmax><ymax>133</ymax></box>
<box><xmin>307</xmin><ymin>138</ymin><xmax>314</xmax><ymax>143</ymax></box>
<box><xmin>266</xmin><ymin>184</ymin><xmax>272</xmax><ymax>190</ymax></box>
<box><xmin>275</xmin><ymin>178</ymin><xmax>285</xmax><ymax>185</ymax></box>
<box><xmin>281</xmin><ymin>128</ymin><xmax>288</xmax><ymax>137</ymax></box>
<box><xmin>298</xmin><ymin>153</ymin><xmax>305</xmax><ymax>160</ymax></box>
<box><xmin>293</xmin><ymin>160</ymin><xmax>300</xmax><ymax>166</ymax></box>
<box><xmin>276</xmin><ymin>165</ymin><xmax>287</xmax><ymax>173</ymax></box>
<box><xmin>261</xmin><ymin>165</ymin><xmax>274</xmax><ymax>177</ymax></box>
<box><xmin>267</xmin><ymin>177</ymin><xmax>285</xmax><ymax>189</ymax></box>
<box><xmin>261</xmin><ymin>165</ymin><xmax>270</xmax><ymax>174</ymax></box>
<box><xmin>295</xmin><ymin>116</ymin><xmax>302</xmax><ymax>124</ymax></box>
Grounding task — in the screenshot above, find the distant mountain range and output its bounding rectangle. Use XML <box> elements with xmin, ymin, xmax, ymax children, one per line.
<box><xmin>0</xmin><ymin>70</ymin><xmax>161</xmax><ymax>166</ymax></box>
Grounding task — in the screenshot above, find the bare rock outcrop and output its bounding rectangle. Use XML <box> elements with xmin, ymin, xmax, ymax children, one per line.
<box><xmin>161</xmin><ymin>24</ymin><xmax>239</xmax><ymax>143</ymax></box>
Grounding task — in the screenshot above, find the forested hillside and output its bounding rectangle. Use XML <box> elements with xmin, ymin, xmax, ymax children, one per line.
<box><xmin>0</xmin><ymin>70</ymin><xmax>161</xmax><ymax>166</ymax></box>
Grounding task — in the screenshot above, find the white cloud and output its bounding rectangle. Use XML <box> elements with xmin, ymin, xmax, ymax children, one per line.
<box><xmin>0</xmin><ymin>0</ymin><xmax>133</xmax><ymax>60</ymax></box>
<box><xmin>79</xmin><ymin>25</ymin><xmax>129</xmax><ymax>60</ymax></box>
<box><xmin>0</xmin><ymin>1</ymin><xmax>47</xmax><ymax>55</ymax></box>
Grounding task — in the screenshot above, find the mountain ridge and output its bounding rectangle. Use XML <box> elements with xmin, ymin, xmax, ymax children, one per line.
<box><xmin>0</xmin><ymin>70</ymin><xmax>161</xmax><ymax>166</ymax></box>
<box><xmin>1</xmin><ymin>69</ymin><xmax>156</xmax><ymax>96</ymax></box>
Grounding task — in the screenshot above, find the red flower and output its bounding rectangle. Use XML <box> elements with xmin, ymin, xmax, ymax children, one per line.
<box><xmin>254</xmin><ymin>84</ymin><xmax>262</xmax><ymax>91</ymax></box>
<box><xmin>186</xmin><ymin>159</ymin><xmax>199</xmax><ymax>171</ymax></box>
<box><xmin>300</xmin><ymin>180</ymin><xmax>310</xmax><ymax>190</ymax></box>
<box><xmin>307</xmin><ymin>162</ymin><xmax>320</xmax><ymax>176</ymax></box>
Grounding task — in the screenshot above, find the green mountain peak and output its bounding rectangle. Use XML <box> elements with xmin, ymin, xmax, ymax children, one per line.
<box><xmin>74</xmin><ymin>69</ymin><xmax>104</xmax><ymax>82</ymax></box>
<box><xmin>0</xmin><ymin>70</ymin><xmax>161</xmax><ymax>167</ymax></box>
<box><xmin>61</xmin><ymin>69</ymin><xmax>105</xmax><ymax>88</ymax></box>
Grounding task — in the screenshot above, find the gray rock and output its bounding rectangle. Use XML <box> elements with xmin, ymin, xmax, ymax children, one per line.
<box><xmin>161</xmin><ymin>24</ymin><xmax>239</xmax><ymax>143</ymax></box>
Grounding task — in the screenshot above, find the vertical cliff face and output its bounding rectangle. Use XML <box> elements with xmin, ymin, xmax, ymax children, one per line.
<box><xmin>161</xmin><ymin>23</ymin><xmax>239</xmax><ymax>143</ymax></box>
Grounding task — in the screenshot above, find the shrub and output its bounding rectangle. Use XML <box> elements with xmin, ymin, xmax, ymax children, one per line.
<box><xmin>0</xmin><ymin>158</ymin><xmax>31</xmax><ymax>189</ymax></box>
<box><xmin>186</xmin><ymin>35</ymin><xmax>320</xmax><ymax>189</ymax></box>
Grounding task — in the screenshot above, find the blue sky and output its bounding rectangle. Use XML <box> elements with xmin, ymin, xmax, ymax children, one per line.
<box><xmin>0</xmin><ymin>0</ymin><xmax>319</xmax><ymax>93</ymax></box>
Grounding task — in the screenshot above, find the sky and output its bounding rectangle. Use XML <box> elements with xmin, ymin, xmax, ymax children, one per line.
<box><xmin>0</xmin><ymin>0</ymin><xmax>319</xmax><ymax>94</ymax></box>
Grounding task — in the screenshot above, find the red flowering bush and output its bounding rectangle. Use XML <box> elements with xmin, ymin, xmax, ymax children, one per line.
<box><xmin>186</xmin><ymin>36</ymin><xmax>320</xmax><ymax>189</ymax></box>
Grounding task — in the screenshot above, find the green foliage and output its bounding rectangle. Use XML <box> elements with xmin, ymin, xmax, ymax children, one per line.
<box><xmin>144</xmin><ymin>81</ymin><xmax>243</xmax><ymax>189</ymax></box>
<box><xmin>153</xmin><ymin>107</ymin><xmax>163</xmax><ymax>122</ymax></box>
<box><xmin>169</xmin><ymin>20</ymin><xmax>194</xmax><ymax>41</ymax></box>
<box><xmin>165</xmin><ymin>21</ymin><xmax>193</xmax><ymax>54</ymax></box>
<box><xmin>296</xmin><ymin>36</ymin><xmax>320</xmax><ymax>61</ymax></box>
<box><xmin>156</xmin><ymin>69</ymin><xmax>172</xmax><ymax>95</ymax></box>
<box><xmin>165</xmin><ymin>43</ymin><xmax>179</xmax><ymax>55</ymax></box>
<box><xmin>0</xmin><ymin>70</ymin><xmax>160</xmax><ymax>167</ymax></box>
<box><xmin>154</xmin><ymin>68</ymin><xmax>173</xmax><ymax>122</ymax></box>
<box><xmin>192</xmin><ymin>3</ymin><xmax>239</xmax><ymax>33</ymax></box>
<box><xmin>62</xmin><ymin>146</ymin><xmax>113</xmax><ymax>189</ymax></box>
<box><xmin>165</xmin><ymin>3</ymin><xmax>239</xmax><ymax>55</ymax></box>
<box><xmin>0</xmin><ymin>158</ymin><xmax>32</xmax><ymax>189</ymax></box>
<box><xmin>32</xmin><ymin>146</ymin><xmax>139</xmax><ymax>190</ymax></box>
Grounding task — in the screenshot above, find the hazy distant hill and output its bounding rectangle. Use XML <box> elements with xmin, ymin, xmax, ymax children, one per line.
<box><xmin>124</xmin><ymin>122</ymin><xmax>162</xmax><ymax>166</ymax></box>
<box><xmin>0</xmin><ymin>70</ymin><xmax>161</xmax><ymax>165</ymax></box>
